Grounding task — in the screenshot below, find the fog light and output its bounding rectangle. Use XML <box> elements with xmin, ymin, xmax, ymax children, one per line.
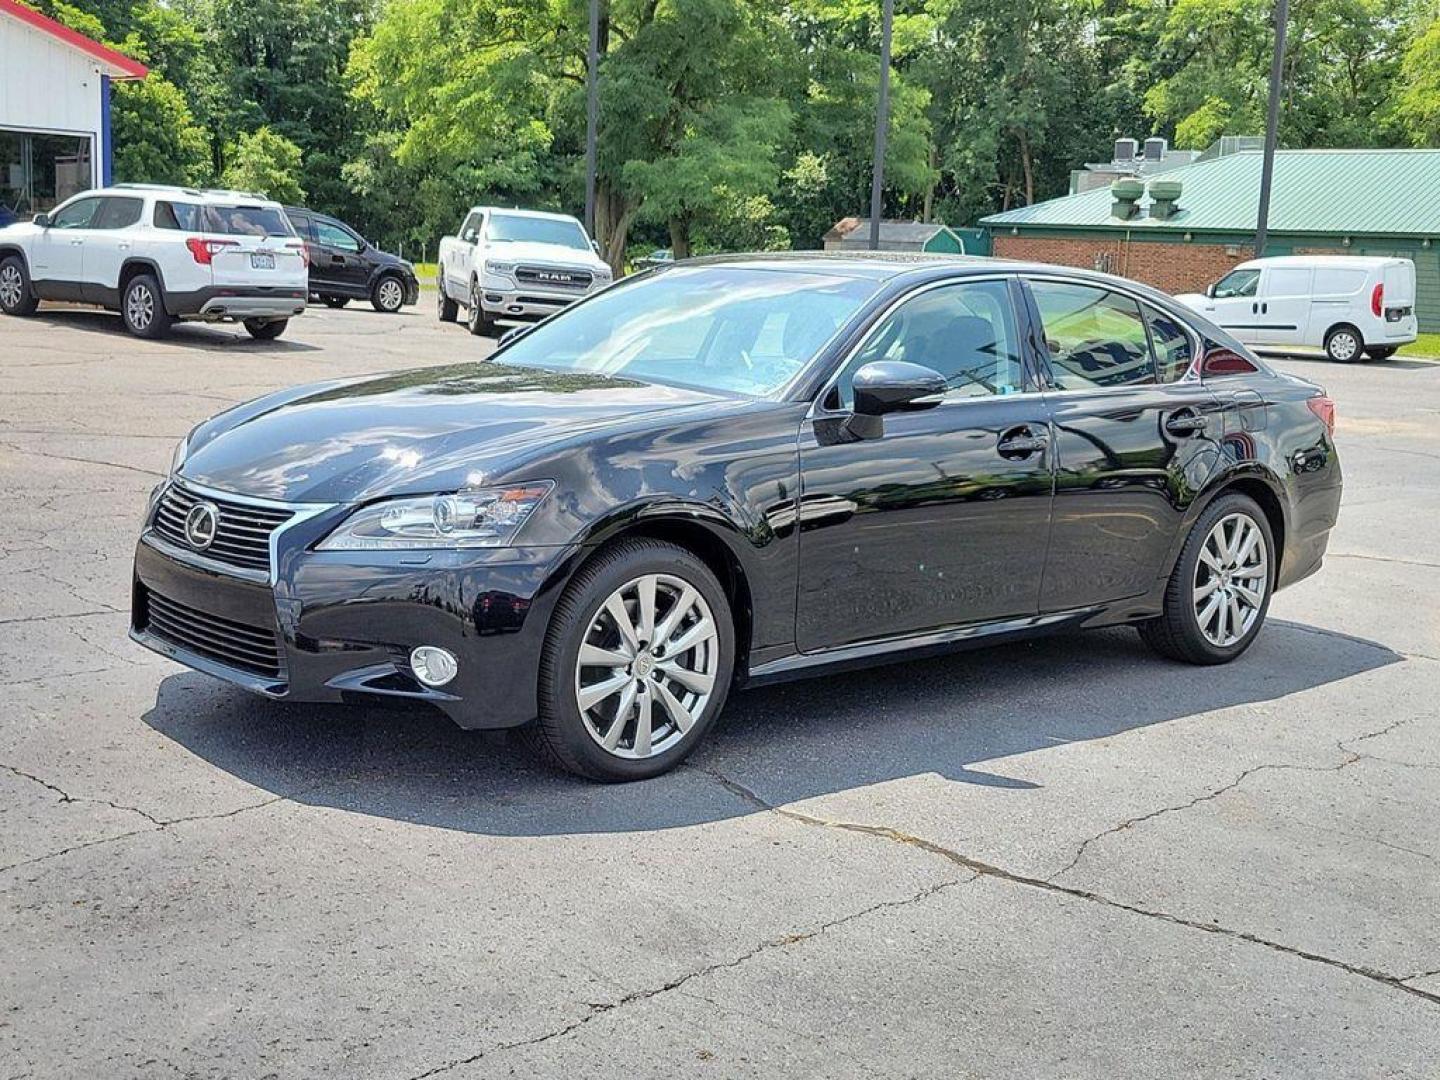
<box><xmin>409</xmin><ymin>646</ymin><xmax>458</xmax><ymax>688</ymax></box>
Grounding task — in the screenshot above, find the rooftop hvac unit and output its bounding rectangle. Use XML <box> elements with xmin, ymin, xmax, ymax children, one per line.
<box><xmin>1144</xmin><ymin>137</ymin><xmax>1168</xmax><ymax>161</ymax></box>
<box><xmin>1114</xmin><ymin>138</ymin><xmax>1139</xmax><ymax>163</ymax></box>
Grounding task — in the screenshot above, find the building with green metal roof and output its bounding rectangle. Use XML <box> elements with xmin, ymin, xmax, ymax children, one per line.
<box><xmin>982</xmin><ymin>147</ymin><xmax>1440</xmax><ymax>332</ymax></box>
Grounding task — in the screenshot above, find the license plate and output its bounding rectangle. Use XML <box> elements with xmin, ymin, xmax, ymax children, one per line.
<box><xmin>250</xmin><ymin>253</ymin><xmax>275</xmax><ymax>270</ymax></box>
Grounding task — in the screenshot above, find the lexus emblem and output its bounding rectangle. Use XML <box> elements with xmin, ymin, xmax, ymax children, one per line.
<box><xmin>184</xmin><ymin>501</ymin><xmax>220</xmax><ymax>551</ymax></box>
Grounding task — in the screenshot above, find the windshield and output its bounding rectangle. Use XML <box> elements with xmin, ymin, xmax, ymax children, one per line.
<box><xmin>486</xmin><ymin>213</ymin><xmax>591</xmax><ymax>250</ymax></box>
<box><xmin>495</xmin><ymin>266</ymin><xmax>879</xmax><ymax>397</ymax></box>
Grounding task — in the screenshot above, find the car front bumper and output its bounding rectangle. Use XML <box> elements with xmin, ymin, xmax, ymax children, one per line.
<box><xmin>479</xmin><ymin>283</ymin><xmax>600</xmax><ymax>323</ymax></box>
<box><xmin>129</xmin><ymin>498</ymin><xmax>580</xmax><ymax>728</ymax></box>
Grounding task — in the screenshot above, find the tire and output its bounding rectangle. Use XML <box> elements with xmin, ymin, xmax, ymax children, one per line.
<box><xmin>1366</xmin><ymin>346</ymin><xmax>1397</xmax><ymax>361</ymax></box>
<box><xmin>527</xmin><ymin>539</ymin><xmax>736</xmax><ymax>781</ymax></box>
<box><xmin>466</xmin><ymin>278</ymin><xmax>492</xmax><ymax>336</ymax></box>
<box><xmin>0</xmin><ymin>254</ymin><xmax>39</xmax><ymax>316</ymax></box>
<box><xmin>243</xmin><ymin>318</ymin><xmax>288</xmax><ymax>340</ymax></box>
<box><xmin>371</xmin><ymin>274</ymin><xmax>405</xmax><ymax>313</ymax></box>
<box><xmin>121</xmin><ymin>273</ymin><xmax>173</xmax><ymax>339</ymax></box>
<box><xmin>322</xmin><ymin>296</ymin><xmax>349</xmax><ymax>309</ymax></box>
<box><xmin>1324</xmin><ymin>324</ymin><xmax>1363</xmax><ymax>363</ymax></box>
<box><xmin>1139</xmin><ymin>492</ymin><xmax>1275</xmax><ymax>665</ymax></box>
<box><xmin>437</xmin><ymin>272</ymin><xmax>458</xmax><ymax>322</ymax></box>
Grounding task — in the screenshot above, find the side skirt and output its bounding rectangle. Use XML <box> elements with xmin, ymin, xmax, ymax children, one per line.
<box><xmin>744</xmin><ymin>606</ymin><xmax>1109</xmax><ymax>688</ymax></box>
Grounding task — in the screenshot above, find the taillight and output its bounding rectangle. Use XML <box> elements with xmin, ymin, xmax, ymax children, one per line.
<box><xmin>1371</xmin><ymin>283</ymin><xmax>1383</xmax><ymax>317</ymax></box>
<box><xmin>1307</xmin><ymin>394</ymin><xmax>1336</xmax><ymax>437</ymax></box>
<box><xmin>185</xmin><ymin>237</ymin><xmax>239</xmax><ymax>265</ymax></box>
<box><xmin>287</xmin><ymin>241</ymin><xmax>310</xmax><ymax>268</ymax></box>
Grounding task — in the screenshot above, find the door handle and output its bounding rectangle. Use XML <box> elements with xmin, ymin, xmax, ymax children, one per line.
<box><xmin>331</xmin><ymin>255</ymin><xmax>344</xmax><ymax>264</ymax></box>
<box><xmin>70</xmin><ymin>239</ymin><xmax>84</xmax><ymax>246</ymax></box>
<box><xmin>997</xmin><ymin>426</ymin><xmax>1049</xmax><ymax>458</ymax></box>
<box><xmin>117</xmin><ymin>242</ymin><xmax>130</xmax><ymax>250</ymax></box>
<box><xmin>1251</xmin><ymin>301</ymin><xmax>1258</xmax><ymax>314</ymax></box>
<box><xmin>1261</xmin><ymin>302</ymin><xmax>1268</xmax><ymax>314</ymax></box>
<box><xmin>1165</xmin><ymin>409</ymin><xmax>1209</xmax><ymax>436</ymax></box>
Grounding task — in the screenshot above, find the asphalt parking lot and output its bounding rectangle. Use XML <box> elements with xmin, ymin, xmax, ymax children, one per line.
<box><xmin>2</xmin><ymin>301</ymin><xmax>1438</xmax><ymax>1078</ymax></box>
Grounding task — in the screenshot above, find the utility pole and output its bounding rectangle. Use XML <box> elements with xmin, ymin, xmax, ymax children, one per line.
<box><xmin>584</xmin><ymin>0</ymin><xmax>600</xmax><ymax>240</ymax></box>
<box><xmin>1254</xmin><ymin>0</ymin><xmax>1289</xmax><ymax>257</ymax></box>
<box><xmin>868</xmin><ymin>0</ymin><xmax>894</xmax><ymax>251</ymax></box>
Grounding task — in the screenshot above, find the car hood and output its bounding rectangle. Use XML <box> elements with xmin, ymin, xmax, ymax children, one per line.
<box><xmin>486</xmin><ymin>240</ymin><xmax>606</xmax><ymax>271</ymax></box>
<box><xmin>1173</xmin><ymin>293</ymin><xmax>1208</xmax><ymax>309</ymax></box>
<box><xmin>180</xmin><ymin>362</ymin><xmax>739</xmax><ymax>504</ymax></box>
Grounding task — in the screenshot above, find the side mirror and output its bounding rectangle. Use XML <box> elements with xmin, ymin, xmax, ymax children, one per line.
<box><xmin>32</xmin><ymin>213</ymin><xmax>50</xmax><ymax>228</ymax></box>
<box><xmin>462</xmin><ymin>229</ymin><xmax>477</xmax><ymax>244</ymax></box>
<box><xmin>1205</xmin><ymin>283</ymin><xmax>1217</xmax><ymax>299</ymax></box>
<box><xmin>852</xmin><ymin>361</ymin><xmax>947</xmax><ymax>417</ymax></box>
<box><xmin>591</xmin><ymin>239</ymin><xmax>601</xmax><ymax>255</ymax></box>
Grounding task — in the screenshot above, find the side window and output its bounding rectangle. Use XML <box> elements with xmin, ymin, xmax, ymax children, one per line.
<box><xmin>49</xmin><ymin>197</ymin><xmax>102</xmax><ymax>229</ymax></box>
<box><xmin>154</xmin><ymin>201</ymin><xmax>205</xmax><ymax>231</ymax></box>
<box><xmin>1213</xmin><ymin>269</ymin><xmax>1259</xmax><ymax>299</ymax></box>
<box><xmin>837</xmin><ymin>280</ymin><xmax>1026</xmax><ymax>406</ymax></box>
<box><xmin>313</xmin><ymin>220</ymin><xmax>361</xmax><ymax>252</ymax></box>
<box><xmin>92</xmin><ymin>197</ymin><xmax>143</xmax><ymax>230</ymax></box>
<box><xmin>1030</xmin><ymin>280</ymin><xmax>1156</xmax><ymax>389</ymax></box>
<box><xmin>288</xmin><ymin>213</ymin><xmax>316</xmax><ymax>241</ymax></box>
<box><xmin>1144</xmin><ymin>304</ymin><xmax>1194</xmax><ymax>383</ymax></box>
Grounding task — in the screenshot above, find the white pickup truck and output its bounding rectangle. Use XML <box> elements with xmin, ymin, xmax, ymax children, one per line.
<box><xmin>436</xmin><ymin>206</ymin><xmax>613</xmax><ymax>335</ymax></box>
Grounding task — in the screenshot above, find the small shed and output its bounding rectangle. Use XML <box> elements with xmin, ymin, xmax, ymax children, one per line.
<box><xmin>823</xmin><ymin>218</ymin><xmax>966</xmax><ymax>254</ymax></box>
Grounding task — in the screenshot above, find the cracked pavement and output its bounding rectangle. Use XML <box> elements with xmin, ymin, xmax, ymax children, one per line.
<box><xmin>2</xmin><ymin>304</ymin><xmax>1439</xmax><ymax>1078</ymax></box>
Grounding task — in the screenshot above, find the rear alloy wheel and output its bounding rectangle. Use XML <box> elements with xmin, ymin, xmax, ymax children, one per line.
<box><xmin>1139</xmin><ymin>493</ymin><xmax>1274</xmax><ymax>665</ymax></box>
<box><xmin>437</xmin><ymin>272</ymin><xmax>458</xmax><ymax>322</ymax></box>
<box><xmin>0</xmin><ymin>255</ymin><xmax>39</xmax><ymax>316</ymax></box>
<box><xmin>1366</xmin><ymin>346</ymin><xmax>1397</xmax><ymax>361</ymax></box>
<box><xmin>122</xmin><ymin>274</ymin><xmax>173</xmax><ymax>339</ymax></box>
<box><xmin>466</xmin><ymin>279</ymin><xmax>492</xmax><ymax>336</ymax></box>
<box><xmin>1325</xmin><ymin>325</ymin><xmax>1362</xmax><ymax>363</ymax></box>
<box><xmin>243</xmin><ymin>318</ymin><xmax>288</xmax><ymax>340</ymax></box>
<box><xmin>529</xmin><ymin>540</ymin><xmax>735</xmax><ymax>781</ymax></box>
<box><xmin>372</xmin><ymin>275</ymin><xmax>405</xmax><ymax>313</ymax></box>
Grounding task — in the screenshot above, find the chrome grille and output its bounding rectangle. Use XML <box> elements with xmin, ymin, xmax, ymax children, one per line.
<box><xmin>141</xmin><ymin>588</ymin><xmax>284</xmax><ymax>679</ymax></box>
<box><xmin>152</xmin><ymin>485</ymin><xmax>292</xmax><ymax>574</ymax></box>
<box><xmin>515</xmin><ymin>265</ymin><xmax>592</xmax><ymax>289</ymax></box>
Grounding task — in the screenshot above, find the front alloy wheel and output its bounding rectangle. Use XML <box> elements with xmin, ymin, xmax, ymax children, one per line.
<box><xmin>373</xmin><ymin>276</ymin><xmax>404</xmax><ymax>313</ymax></box>
<box><xmin>575</xmin><ymin>573</ymin><xmax>720</xmax><ymax>759</ymax></box>
<box><xmin>529</xmin><ymin>539</ymin><xmax>735</xmax><ymax>780</ymax></box>
<box><xmin>466</xmin><ymin>281</ymin><xmax>490</xmax><ymax>336</ymax></box>
<box><xmin>0</xmin><ymin>258</ymin><xmax>35</xmax><ymax>315</ymax></box>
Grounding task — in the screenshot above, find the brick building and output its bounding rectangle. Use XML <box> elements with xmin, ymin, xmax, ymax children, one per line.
<box><xmin>981</xmin><ymin>147</ymin><xmax>1440</xmax><ymax>332</ymax></box>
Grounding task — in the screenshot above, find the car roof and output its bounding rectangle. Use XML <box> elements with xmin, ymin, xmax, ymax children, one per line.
<box><xmin>92</xmin><ymin>184</ymin><xmax>283</xmax><ymax>207</ymax></box>
<box><xmin>1234</xmin><ymin>255</ymin><xmax>1404</xmax><ymax>270</ymax></box>
<box><xmin>473</xmin><ymin>206</ymin><xmax>583</xmax><ymax>224</ymax></box>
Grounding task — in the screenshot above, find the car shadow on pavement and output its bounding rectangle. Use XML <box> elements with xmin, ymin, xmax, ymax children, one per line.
<box><xmin>29</xmin><ymin>308</ymin><xmax>321</xmax><ymax>351</ymax></box>
<box><xmin>143</xmin><ymin>620</ymin><xmax>1400</xmax><ymax>837</ymax></box>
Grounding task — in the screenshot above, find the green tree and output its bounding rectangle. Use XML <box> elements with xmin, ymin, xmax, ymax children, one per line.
<box><xmin>1392</xmin><ymin>14</ymin><xmax>1440</xmax><ymax>145</ymax></box>
<box><xmin>111</xmin><ymin>76</ymin><xmax>212</xmax><ymax>185</ymax></box>
<box><xmin>221</xmin><ymin>126</ymin><xmax>306</xmax><ymax>202</ymax></box>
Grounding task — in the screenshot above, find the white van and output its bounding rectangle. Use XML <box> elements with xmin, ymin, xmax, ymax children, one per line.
<box><xmin>1176</xmin><ymin>255</ymin><xmax>1417</xmax><ymax>362</ymax></box>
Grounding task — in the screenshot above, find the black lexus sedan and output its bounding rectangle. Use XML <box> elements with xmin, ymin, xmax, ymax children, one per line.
<box><xmin>284</xmin><ymin>206</ymin><xmax>420</xmax><ymax>313</ymax></box>
<box><xmin>130</xmin><ymin>255</ymin><xmax>1341</xmax><ymax>780</ymax></box>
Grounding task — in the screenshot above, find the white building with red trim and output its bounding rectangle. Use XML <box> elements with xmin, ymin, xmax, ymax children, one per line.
<box><xmin>0</xmin><ymin>0</ymin><xmax>147</xmax><ymax>221</ymax></box>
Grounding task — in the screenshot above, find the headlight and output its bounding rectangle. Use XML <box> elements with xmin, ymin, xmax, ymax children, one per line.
<box><xmin>318</xmin><ymin>483</ymin><xmax>554</xmax><ymax>551</ymax></box>
<box><xmin>169</xmin><ymin>434</ymin><xmax>190</xmax><ymax>475</ymax></box>
<box><xmin>484</xmin><ymin>260</ymin><xmax>515</xmax><ymax>276</ymax></box>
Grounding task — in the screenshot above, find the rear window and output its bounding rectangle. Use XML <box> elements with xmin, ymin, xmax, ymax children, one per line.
<box><xmin>154</xmin><ymin>201</ymin><xmax>295</xmax><ymax>237</ymax></box>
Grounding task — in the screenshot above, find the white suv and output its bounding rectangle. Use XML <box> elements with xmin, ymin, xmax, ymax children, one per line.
<box><xmin>0</xmin><ymin>184</ymin><xmax>308</xmax><ymax>340</ymax></box>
